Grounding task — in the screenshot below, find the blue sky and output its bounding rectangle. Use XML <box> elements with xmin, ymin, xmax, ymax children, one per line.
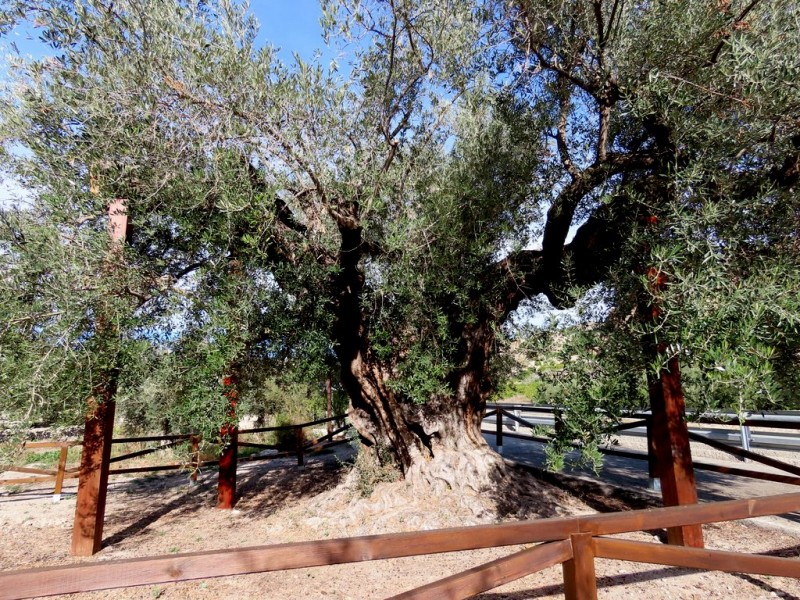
<box><xmin>3</xmin><ymin>1</ymin><xmax>328</xmax><ymax>62</ymax></box>
<box><xmin>255</xmin><ymin>0</ymin><xmax>328</xmax><ymax>61</ymax></box>
<box><xmin>0</xmin><ymin>1</ymin><xmax>330</xmax><ymax>207</ymax></box>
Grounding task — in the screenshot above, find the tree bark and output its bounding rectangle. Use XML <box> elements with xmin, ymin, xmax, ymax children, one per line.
<box><xmin>338</xmin><ymin>305</ymin><xmax>507</xmax><ymax>492</ymax></box>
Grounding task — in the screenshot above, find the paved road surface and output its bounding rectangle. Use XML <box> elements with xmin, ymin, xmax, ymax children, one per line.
<box><xmin>484</xmin><ymin>431</ymin><xmax>800</xmax><ymax>531</ymax></box>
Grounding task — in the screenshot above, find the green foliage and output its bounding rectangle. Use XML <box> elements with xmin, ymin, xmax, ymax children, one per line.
<box><xmin>348</xmin><ymin>436</ymin><xmax>401</xmax><ymax>498</ymax></box>
<box><xmin>524</xmin><ymin>324</ymin><xmax>647</xmax><ymax>470</ymax></box>
<box><xmin>1</xmin><ymin>0</ymin><xmax>798</xmax><ymax>477</ymax></box>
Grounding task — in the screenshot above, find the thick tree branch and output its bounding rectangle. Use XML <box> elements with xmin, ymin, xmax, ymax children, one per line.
<box><xmin>496</xmin><ymin>152</ymin><xmax>655</xmax><ymax>316</ymax></box>
<box><xmin>540</xmin><ymin>151</ymin><xmax>655</xmax><ymax>270</ymax></box>
<box><xmin>555</xmin><ymin>81</ymin><xmax>579</xmax><ymax>180</ymax></box>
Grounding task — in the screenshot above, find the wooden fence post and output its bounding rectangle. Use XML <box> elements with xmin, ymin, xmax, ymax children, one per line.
<box><xmin>71</xmin><ymin>198</ymin><xmax>129</xmax><ymax>556</ymax></box>
<box><xmin>52</xmin><ymin>445</ymin><xmax>69</xmax><ymax>502</ymax></box>
<box><xmin>189</xmin><ymin>435</ymin><xmax>200</xmax><ymax>484</ymax></box>
<box><xmin>217</xmin><ymin>371</ymin><xmax>239</xmax><ymax>509</ymax></box>
<box><xmin>296</xmin><ymin>426</ymin><xmax>305</xmax><ymax>467</ymax></box>
<box><xmin>217</xmin><ymin>427</ymin><xmax>237</xmax><ymax>509</ymax></box>
<box><xmin>649</xmin><ymin>356</ymin><xmax>704</xmax><ymax>548</ymax></box>
<box><xmin>71</xmin><ymin>397</ymin><xmax>116</xmax><ymax>556</ymax></box>
<box><xmin>642</xmin><ymin>263</ymin><xmax>703</xmax><ymax>548</ymax></box>
<box><xmin>496</xmin><ymin>408</ymin><xmax>504</xmax><ymax>454</ymax></box>
<box><xmin>563</xmin><ymin>533</ymin><xmax>597</xmax><ymax>600</ymax></box>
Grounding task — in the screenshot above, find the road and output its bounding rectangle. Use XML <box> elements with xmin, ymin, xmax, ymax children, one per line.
<box><xmin>483</xmin><ymin>430</ymin><xmax>800</xmax><ymax>531</ymax></box>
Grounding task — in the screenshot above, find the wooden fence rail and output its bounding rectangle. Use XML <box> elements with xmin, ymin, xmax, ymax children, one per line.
<box><xmin>1</xmin><ymin>416</ymin><xmax>351</xmax><ymax>493</ymax></box>
<box><xmin>1</xmin><ymin>491</ymin><xmax>798</xmax><ymax>600</ymax></box>
<box><xmin>0</xmin><ymin>441</ymin><xmax>81</xmax><ymax>498</ymax></box>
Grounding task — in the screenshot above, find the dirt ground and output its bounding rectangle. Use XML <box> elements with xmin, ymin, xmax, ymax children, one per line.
<box><xmin>1</xmin><ymin>445</ymin><xmax>800</xmax><ymax>600</ymax></box>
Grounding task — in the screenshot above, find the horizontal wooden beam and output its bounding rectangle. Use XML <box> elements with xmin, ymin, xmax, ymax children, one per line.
<box><xmin>687</xmin><ymin>431</ymin><xmax>800</xmax><ymax>477</ymax></box>
<box><xmin>1</xmin><ymin>475</ymin><xmax>78</xmax><ymax>486</ymax></box>
<box><xmin>2</xmin><ymin>492</ymin><xmax>799</xmax><ymax>599</ymax></box>
<box><xmin>22</xmin><ymin>441</ymin><xmax>82</xmax><ymax>449</ymax></box>
<box><xmin>0</xmin><ymin>521</ymin><xmax>580</xmax><ymax>599</ymax></box>
<box><xmin>239</xmin><ymin>414</ymin><xmax>347</xmax><ymax>435</ymax></box>
<box><xmin>691</xmin><ymin>460</ymin><xmax>800</xmax><ymax>486</ymax></box>
<box><xmin>108</xmin><ymin>464</ymin><xmax>184</xmax><ymax>475</ymax></box>
<box><xmin>109</xmin><ymin>439</ymin><xmax>183</xmax><ymax>464</ymax></box>
<box><xmin>388</xmin><ymin>540</ymin><xmax>573</xmax><ymax>600</ymax></box>
<box><xmin>579</xmin><ymin>492</ymin><xmax>800</xmax><ymax>536</ymax></box>
<box><xmin>236</xmin><ymin>442</ymin><xmax>280</xmax><ymax>450</ymax></box>
<box><xmin>111</xmin><ymin>434</ymin><xmax>191</xmax><ymax>444</ymax></box>
<box><xmin>1</xmin><ymin>466</ymin><xmax>58</xmax><ymax>476</ymax></box>
<box><xmin>594</xmin><ymin>537</ymin><xmax>800</xmax><ymax>578</ymax></box>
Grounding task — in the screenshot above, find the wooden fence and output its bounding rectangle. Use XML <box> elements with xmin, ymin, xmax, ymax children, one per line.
<box><xmin>0</xmin><ymin>441</ymin><xmax>82</xmax><ymax>498</ymax></box>
<box><xmin>1</xmin><ymin>416</ymin><xmax>353</xmax><ymax>556</ymax></box>
<box><xmin>484</xmin><ymin>405</ymin><xmax>800</xmax><ymax>488</ymax></box>
<box><xmin>0</xmin><ymin>416</ymin><xmax>351</xmax><ymax>494</ymax></box>
<box><xmin>1</xmin><ymin>491</ymin><xmax>798</xmax><ymax>599</ymax></box>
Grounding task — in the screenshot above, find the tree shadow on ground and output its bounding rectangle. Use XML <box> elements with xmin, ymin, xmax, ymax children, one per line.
<box><xmin>474</xmin><ymin>565</ymin><xmax>693</xmax><ymax>599</ymax></box>
<box><xmin>491</xmin><ymin>462</ymin><xmax>665</xmax><ymax>531</ymax></box>
<box><xmin>231</xmin><ymin>449</ymin><xmax>349</xmax><ymax>518</ymax></box>
<box><xmin>102</xmin><ymin>475</ymin><xmax>213</xmax><ymax>548</ymax></box>
<box><xmin>99</xmin><ymin>445</ymin><xmax>351</xmax><ymax>549</ymax></box>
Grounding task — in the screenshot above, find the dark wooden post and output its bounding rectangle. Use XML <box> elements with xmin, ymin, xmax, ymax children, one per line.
<box><xmin>71</xmin><ymin>198</ymin><xmax>129</xmax><ymax>556</ymax></box>
<box><xmin>326</xmin><ymin>376</ymin><xmax>333</xmax><ymax>436</ymax></box>
<box><xmin>217</xmin><ymin>429</ymin><xmax>237</xmax><ymax>508</ymax></box>
<box><xmin>495</xmin><ymin>408</ymin><xmax>504</xmax><ymax>454</ymax></box>
<box><xmin>295</xmin><ymin>426</ymin><xmax>305</xmax><ymax>467</ymax></box>
<box><xmin>649</xmin><ymin>356</ymin><xmax>704</xmax><ymax>547</ymax></box>
<box><xmin>642</xmin><ymin>264</ymin><xmax>703</xmax><ymax>548</ymax></box>
<box><xmin>217</xmin><ymin>374</ymin><xmax>239</xmax><ymax>509</ymax></box>
<box><xmin>563</xmin><ymin>533</ymin><xmax>597</xmax><ymax>600</ymax></box>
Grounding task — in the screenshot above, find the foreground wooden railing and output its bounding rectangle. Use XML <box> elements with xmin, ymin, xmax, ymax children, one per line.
<box><xmin>1</xmin><ymin>492</ymin><xmax>798</xmax><ymax>600</ymax></box>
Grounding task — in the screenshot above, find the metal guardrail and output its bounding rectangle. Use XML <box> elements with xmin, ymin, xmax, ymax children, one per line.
<box><xmin>483</xmin><ymin>404</ymin><xmax>800</xmax><ymax>452</ymax></box>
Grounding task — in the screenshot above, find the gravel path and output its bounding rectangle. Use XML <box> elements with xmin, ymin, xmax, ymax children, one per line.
<box><xmin>2</xmin><ymin>443</ymin><xmax>800</xmax><ymax>599</ymax></box>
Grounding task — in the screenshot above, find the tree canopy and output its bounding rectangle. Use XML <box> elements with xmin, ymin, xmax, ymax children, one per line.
<box><xmin>1</xmin><ymin>0</ymin><xmax>798</xmax><ymax>489</ymax></box>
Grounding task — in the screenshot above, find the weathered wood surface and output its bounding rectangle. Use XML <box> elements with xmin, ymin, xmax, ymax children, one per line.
<box><xmin>21</xmin><ymin>441</ymin><xmax>81</xmax><ymax>449</ymax></box>
<box><xmin>594</xmin><ymin>537</ymin><xmax>800</xmax><ymax>578</ymax></box>
<box><xmin>217</xmin><ymin>429</ymin><xmax>237</xmax><ymax>509</ymax></box>
<box><xmin>580</xmin><ymin>492</ymin><xmax>800</xmax><ymax>536</ymax></box>
<box><xmin>2</xmin><ymin>492</ymin><xmax>798</xmax><ymax>599</ymax></box>
<box><xmin>687</xmin><ymin>430</ymin><xmax>800</xmax><ymax>477</ymax></box>
<box><xmin>1</xmin><ymin>474</ymin><xmax>80</xmax><ymax>486</ymax></box>
<box><xmin>53</xmin><ymin>446</ymin><xmax>69</xmax><ymax>496</ymax></box>
<box><xmin>1</xmin><ymin>466</ymin><xmax>60</xmax><ymax>476</ymax></box>
<box><xmin>70</xmin><ymin>198</ymin><xmax>130</xmax><ymax>556</ymax></box>
<box><xmin>388</xmin><ymin>540</ymin><xmax>572</xmax><ymax>600</ymax></box>
<box><xmin>563</xmin><ymin>533</ymin><xmax>597</xmax><ymax>600</ymax></box>
<box><xmin>648</xmin><ymin>355</ymin><xmax>704</xmax><ymax>547</ymax></box>
<box><xmin>70</xmin><ymin>396</ymin><xmax>116</xmax><ymax>556</ymax></box>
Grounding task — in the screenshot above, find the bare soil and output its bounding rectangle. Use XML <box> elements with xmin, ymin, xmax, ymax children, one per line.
<box><xmin>1</xmin><ymin>446</ymin><xmax>800</xmax><ymax>599</ymax></box>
